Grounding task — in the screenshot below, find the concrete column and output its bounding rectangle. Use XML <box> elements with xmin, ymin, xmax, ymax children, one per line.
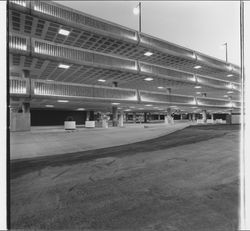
<box><xmin>112</xmin><ymin>106</ymin><xmax>118</xmax><ymax>127</ymax></box>
<box><xmin>112</xmin><ymin>81</ymin><xmax>118</xmax><ymax>127</ymax></box>
<box><xmin>86</xmin><ymin>111</ymin><xmax>90</xmax><ymax>121</ymax></box>
<box><xmin>10</xmin><ymin>102</ymin><xmax>31</xmax><ymax>132</ymax></box>
<box><xmin>119</xmin><ymin>111</ymin><xmax>124</xmax><ymax>127</ymax></box>
<box><xmin>180</xmin><ymin>114</ymin><xmax>183</xmax><ymax>120</ymax></box>
<box><xmin>164</xmin><ymin>108</ymin><xmax>173</xmax><ymax>124</ymax></box>
<box><xmin>22</xmin><ymin>102</ymin><xmax>30</xmax><ymax>113</ymax></box>
<box><xmin>211</xmin><ymin>113</ymin><xmax>214</xmax><ymax>120</ymax></box>
<box><xmin>227</xmin><ymin>110</ymin><xmax>232</xmax><ymax>124</ymax></box>
<box><xmin>133</xmin><ymin>112</ymin><xmax>136</xmax><ymax>123</ymax></box>
<box><xmin>192</xmin><ymin>113</ymin><xmax>196</xmax><ymax>121</ymax></box>
<box><xmin>202</xmin><ymin>109</ymin><xmax>207</xmax><ymax>122</ymax></box>
<box><xmin>188</xmin><ymin>113</ymin><xmax>192</xmax><ymax>121</ymax></box>
<box><xmin>22</xmin><ymin>69</ymin><xmax>30</xmax><ymax>78</ymax></box>
<box><xmin>144</xmin><ymin>112</ymin><xmax>147</xmax><ymax>123</ymax></box>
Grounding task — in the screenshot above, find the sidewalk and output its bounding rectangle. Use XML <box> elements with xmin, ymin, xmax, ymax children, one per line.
<box><xmin>10</xmin><ymin>122</ymin><xmax>192</xmax><ymax>160</ymax></box>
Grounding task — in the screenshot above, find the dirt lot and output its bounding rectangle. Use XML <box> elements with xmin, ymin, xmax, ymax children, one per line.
<box><xmin>10</xmin><ymin>125</ymin><xmax>240</xmax><ymax>230</ymax></box>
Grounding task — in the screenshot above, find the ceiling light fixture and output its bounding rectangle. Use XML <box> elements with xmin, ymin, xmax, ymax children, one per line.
<box><xmin>227</xmin><ymin>91</ymin><xmax>234</xmax><ymax>94</ymax></box>
<box><xmin>58</xmin><ymin>64</ymin><xmax>70</xmax><ymax>69</ymax></box>
<box><xmin>57</xmin><ymin>100</ymin><xmax>69</xmax><ymax>103</ymax></box>
<box><xmin>144</xmin><ymin>51</ymin><xmax>153</xmax><ymax>57</ymax></box>
<box><xmin>194</xmin><ymin>65</ymin><xmax>202</xmax><ymax>69</ymax></box>
<box><xmin>145</xmin><ymin>104</ymin><xmax>152</xmax><ymax>106</ymax></box>
<box><xmin>77</xmin><ymin>108</ymin><xmax>85</xmax><ymax>111</ymax></box>
<box><xmin>111</xmin><ymin>102</ymin><xmax>120</xmax><ymax>105</ymax></box>
<box><xmin>98</xmin><ymin>79</ymin><xmax>106</xmax><ymax>82</ymax></box>
<box><xmin>194</xmin><ymin>85</ymin><xmax>202</xmax><ymax>89</ymax></box>
<box><xmin>58</xmin><ymin>28</ymin><xmax>70</xmax><ymax>36</ymax></box>
<box><xmin>157</xmin><ymin>86</ymin><xmax>164</xmax><ymax>89</ymax></box>
<box><xmin>144</xmin><ymin>77</ymin><xmax>153</xmax><ymax>81</ymax></box>
<box><xmin>45</xmin><ymin>105</ymin><xmax>54</xmax><ymax>108</ymax></box>
<box><xmin>227</xmin><ymin>74</ymin><xmax>233</xmax><ymax>77</ymax></box>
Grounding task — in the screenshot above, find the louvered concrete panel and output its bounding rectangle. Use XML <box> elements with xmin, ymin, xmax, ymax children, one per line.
<box><xmin>196</xmin><ymin>97</ymin><xmax>240</xmax><ymax>108</ymax></box>
<box><xmin>140</xmin><ymin>62</ymin><xmax>194</xmax><ymax>83</ymax></box>
<box><xmin>196</xmin><ymin>75</ymin><xmax>241</xmax><ymax>91</ymax></box>
<box><xmin>139</xmin><ymin>91</ymin><xmax>195</xmax><ymax>105</ymax></box>
<box><xmin>32</xmin><ymin>0</ymin><xmax>137</xmax><ymax>43</ymax></box>
<box><xmin>32</xmin><ymin>79</ymin><xmax>138</xmax><ymax>102</ymax></box>
<box><xmin>32</xmin><ymin>38</ymin><xmax>138</xmax><ymax>72</ymax></box>
<box><xmin>9</xmin><ymin>77</ymin><xmax>29</xmax><ymax>96</ymax></box>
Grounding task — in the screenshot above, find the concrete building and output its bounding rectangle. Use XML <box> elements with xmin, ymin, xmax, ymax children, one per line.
<box><xmin>9</xmin><ymin>0</ymin><xmax>241</xmax><ymax>131</ymax></box>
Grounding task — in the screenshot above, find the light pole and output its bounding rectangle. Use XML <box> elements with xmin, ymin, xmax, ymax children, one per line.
<box><xmin>133</xmin><ymin>2</ymin><xmax>141</xmax><ymax>32</ymax></box>
<box><xmin>223</xmin><ymin>42</ymin><xmax>228</xmax><ymax>62</ymax></box>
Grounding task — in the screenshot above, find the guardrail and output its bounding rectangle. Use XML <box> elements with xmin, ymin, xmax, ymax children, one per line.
<box><xmin>9</xmin><ymin>77</ymin><xmax>29</xmax><ymax>95</ymax></box>
<box><xmin>139</xmin><ymin>90</ymin><xmax>195</xmax><ymax>105</ymax></box>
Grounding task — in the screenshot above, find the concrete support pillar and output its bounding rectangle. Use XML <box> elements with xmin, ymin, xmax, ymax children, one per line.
<box><xmin>144</xmin><ymin>112</ymin><xmax>147</xmax><ymax>123</ymax></box>
<box><xmin>10</xmin><ymin>102</ymin><xmax>31</xmax><ymax>132</ymax></box>
<box><xmin>22</xmin><ymin>69</ymin><xmax>30</xmax><ymax>78</ymax></box>
<box><xmin>188</xmin><ymin>113</ymin><xmax>192</xmax><ymax>121</ymax></box>
<box><xmin>227</xmin><ymin>110</ymin><xmax>232</xmax><ymax>124</ymax></box>
<box><xmin>89</xmin><ymin>111</ymin><xmax>94</xmax><ymax>121</ymax></box>
<box><xmin>112</xmin><ymin>106</ymin><xmax>118</xmax><ymax>127</ymax></box>
<box><xmin>119</xmin><ymin>111</ymin><xmax>124</xmax><ymax>127</ymax></box>
<box><xmin>166</xmin><ymin>88</ymin><xmax>171</xmax><ymax>95</ymax></box>
<box><xmin>22</xmin><ymin>102</ymin><xmax>30</xmax><ymax>113</ymax></box>
<box><xmin>202</xmin><ymin>109</ymin><xmax>207</xmax><ymax>123</ymax></box>
<box><xmin>211</xmin><ymin>113</ymin><xmax>214</xmax><ymax>120</ymax></box>
<box><xmin>192</xmin><ymin>113</ymin><xmax>196</xmax><ymax>121</ymax></box>
<box><xmin>180</xmin><ymin>114</ymin><xmax>183</xmax><ymax>120</ymax></box>
<box><xmin>133</xmin><ymin>112</ymin><xmax>136</xmax><ymax>123</ymax></box>
<box><xmin>86</xmin><ymin>111</ymin><xmax>90</xmax><ymax>121</ymax></box>
<box><xmin>164</xmin><ymin>108</ymin><xmax>173</xmax><ymax>124</ymax></box>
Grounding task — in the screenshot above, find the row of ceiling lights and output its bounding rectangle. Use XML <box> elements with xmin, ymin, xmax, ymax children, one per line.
<box><xmin>57</xmin><ymin>28</ymin><xmax>234</xmax><ymax>77</ymax></box>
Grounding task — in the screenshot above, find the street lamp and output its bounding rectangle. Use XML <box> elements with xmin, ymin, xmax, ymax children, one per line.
<box><xmin>133</xmin><ymin>2</ymin><xmax>141</xmax><ymax>32</ymax></box>
<box><xmin>222</xmin><ymin>42</ymin><xmax>228</xmax><ymax>62</ymax></box>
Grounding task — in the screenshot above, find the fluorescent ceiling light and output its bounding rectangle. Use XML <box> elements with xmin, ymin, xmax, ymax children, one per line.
<box><xmin>157</xmin><ymin>86</ymin><xmax>164</xmax><ymax>89</ymax></box>
<box><xmin>144</xmin><ymin>51</ymin><xmax>153</xmax><ymax>57</ymax></box>
<box><xmin>98</xmin><ymin>79</ymin><xmax>106</xmax><ymax>82</ymax></box>
<box><xmin>145</xmin><ymin>104</ymin><xmax>152</xmax><ymax>106</ymax></box>
<box><xmin>224</xmin><ymin>95</ymin><xmax>228</xmax><ymax>97</ymax></box>
<box><xmin>77</xmin><ymin>108</ymin><xmax>85</xmax><ymax>111</ymax></box>
<box><xmin>111</xmin><ymin>102</ymin><xmax>120</xmax><ymax>105</ymax></box>
<box><xmin>196</xmin><ymin>92</ymin><xmax>201</xmax><ymax>94</ymax></box>
<box><xmin>194</xmin><ymin>85</ymin><xmax>202</xmax><ymax>89</ymax></box>
<box><xmin>46</xmin><ymin>79</ymin><xmax>54</xmax><ymax>82</ymax></box>
<box><xmin>194</xmin><ymin>65</ymin><xmax>202</xmax><ymax>69</ymax></box>
<box><xmin>144</xmin><ymin>77</ymin><xmax>153</xmax><ymax>81</ymax></box>
<box><xmin>58</xmin><ymin>28</ymin><xmax>70</xmax><ymax>36</ymax></box>
<box><xmin>124</xmin><ymin>109</ymin><xmax>131</xmax><ymax>111</ymax></box>
<box><xmin>58</xmin><ymin>64</ymin><xmax>70</xmax><ymax>69</ymax></box>
<box><xmin>227</xmin><ymin>91</ymin><xmax>234</xmax><ymax>94</ymax></box>
<box><xmin>227</xmin><ymin>74</ymin><xmax>233</xmax><ymax>77</ymax></box>
<box><xmin>45</xmin><ymin>105</ymin><xmax>54</xmax><ymax>108</ymax></box>
<box><xmin>57</xmin><ymin>100</ymin><xmax>69</xmax><ymax>103</ymax></box>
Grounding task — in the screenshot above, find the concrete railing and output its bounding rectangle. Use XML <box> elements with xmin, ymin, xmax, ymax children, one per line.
<box><xmin>9</xmin><ymin>77</ymin><xmax>29</xmax><ymax>95</ymax></box>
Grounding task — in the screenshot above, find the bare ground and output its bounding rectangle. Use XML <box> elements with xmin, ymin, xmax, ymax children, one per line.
<box><xmin>10</xmin><ymin>124</ymin><xmax>240</xmax><ymax>230</ymax></box>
